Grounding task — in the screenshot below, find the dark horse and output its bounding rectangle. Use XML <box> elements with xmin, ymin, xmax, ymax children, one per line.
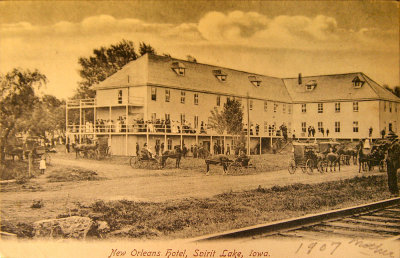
<box><xmin>161</xmin><ymin>145</ymin><xmax>182</xmax><ymax>168</ymax></box>
<box><xmin>356</xmin><ymin>143</ymin><xmax>371</xmax><ymax>173</ymax></box>
<box><xmin>205</xmin><ymin>154</ymin><xmax>232</xmax><ymax>175</ymax></box>
<box><xmin>72</xmin><ymin>142</ymin><xmax>98</xmax><ymax>158</ymax></box>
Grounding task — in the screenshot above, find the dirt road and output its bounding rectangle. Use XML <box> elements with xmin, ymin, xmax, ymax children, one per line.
<box><xmin>1</xmin><ymin>155</ymin><xmax>384</xmax><ymax>224</ymax></box>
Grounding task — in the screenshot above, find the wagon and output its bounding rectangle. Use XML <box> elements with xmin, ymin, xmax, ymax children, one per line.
<box><xmin>129</xmin><ymin>155</ymin><xmax>161</xmax><ymax>169</ymax></box>
<box><xmin>227</xmin><ymin>155</ymin><xmax>256</xmax><ymax>174</ymax></box>
<box><xmin>288</xmin><ymin>142</ymin><xmax>321</xmax><ymax>174</ymax></box>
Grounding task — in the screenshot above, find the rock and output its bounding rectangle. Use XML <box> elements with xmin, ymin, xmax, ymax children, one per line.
<box><xmin>33</xmin><ymin>216</ymin><xmax>93</xmax><ymax>239</ymax></box>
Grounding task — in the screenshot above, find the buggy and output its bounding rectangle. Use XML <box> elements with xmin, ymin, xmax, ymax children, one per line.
<box><xmin>288</xmin><ymin>142</ymin><xmax>321</xmax><ymax>174</ymax></box>
<box><xmin>227</xmin><ymin>154</ymin><xmax>256</xmax><ymax>174</ymax></box>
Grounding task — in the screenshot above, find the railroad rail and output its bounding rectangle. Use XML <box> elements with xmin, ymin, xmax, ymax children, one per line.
<box><xmin>192</xmin><ymin>197</ymin><xmax>400</xmax><ymax>242</ymax></box>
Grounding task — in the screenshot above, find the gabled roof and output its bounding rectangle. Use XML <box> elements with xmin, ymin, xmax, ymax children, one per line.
<box><xmin>94</xmin><ymin>53</ymin><xmax>400</xmax><ymax>103</ymax></box>
<box><xmin>95</xmin><ymin>54</ymin><xmax>292</xmax><ymax>102</ymax></box>
<box><xmin>282</xmin><ymin>72</ymin><xmax>400</xmax><ymax>103</ymax></box>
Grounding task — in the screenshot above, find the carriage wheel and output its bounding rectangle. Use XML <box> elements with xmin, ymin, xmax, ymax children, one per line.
<box><xmin>129</xmin><ymin>156</ymin><xmax>140</xmax><ymax>168</ymax></box>
<box><xmin>317</xmin><ymin>160</ymin><xmax>326</xmax><ymax>173</ymax></box>
<box><xmin>288</xmin><ymin>159</ymin><xmax>296</xmax><ymax>174</ymax></box>
<box><xmin>228</xmin><ymin>162</ymin><xmax>242</xmax><ymax>175</ymax></box>
<box><xmin>306</xmin><ymin>159</ymin><xmax>314</xmax><ymax>174</ymax></box>
<box><xmin>379</xmin><ymin>160</ymin><xmax>386</xmax><ymax>172</ymax></box>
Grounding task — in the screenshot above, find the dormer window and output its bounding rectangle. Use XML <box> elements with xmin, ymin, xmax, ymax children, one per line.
<box><xmin>305</xmin><ymin>80</ymin><xmax>317</xmax><ymax>91</ymax></box>
<box><xmin>352</xmin><ymin>76</ymin><xmax>365</xmax><ymax>88</ymax></box>
<box><xmin>212</xmin><ymin>69</ymin><xmax>227</xmax><ymax>82</ymax></box>
<box><xmin>171</xmin><ymin>62</ymin><xmax>186</xmax><ymax>76</ymax></box>
<box><xmin>248</xmin><ymin>76</ymin><xmax>261</xmax><ymax>87</ymax></box>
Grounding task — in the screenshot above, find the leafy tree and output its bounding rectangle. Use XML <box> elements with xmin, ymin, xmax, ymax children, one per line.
<box><xmin>139</xmin><ymin>42</ymin><xmax>157</xmax><ymax>56</ymax></box>
<box><xmin>384</xmin><ymin>85</ymin><xmax>400</xmax><ymax>98</ymax></box>
<box><xmin>208</xmin><ymin>107</ymin><xmax>226</xmax><ymax>135</ymax></box>
<box><xmin>0</xmin><ymin>68</ymin><xmax>47</xmax><ymax>163</ymax></box>
<box><xmin>77</xmin><ymin>39</ymin><xmax>138</xmax><ymax>99</ymax></box>
<box><xmin>223</xmin><ymin>98</ymin><xmax>243</xmax><ymax>135</ymax></box>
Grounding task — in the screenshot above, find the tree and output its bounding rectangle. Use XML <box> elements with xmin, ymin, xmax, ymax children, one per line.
<box><xmin>223</xmin><ymin>98</ymin><xmax>244</xmax><ymax>135</ymax></box>
<box><xmin>77</xmin><ymin>39</ymin><xmax>138</xmax><ymax>98</ymax></box>
<box><xmin>383</xmin><ymin>84</ymin><xmax>400</xmax><ymax>98</ymax></box>
<box><xmin>139</xmin><ymin>42</ymin><xmax>157</xmax><ymax>56</ymax></box>
<box><xmin>0</xmin><ymin>68</ymin><xmax>47</xmax><ymax>164</ymax></box>
<box><xmin>208</xmin><ymin>107</ymin><xmax>226</xmax><ymax>135</ymax></box>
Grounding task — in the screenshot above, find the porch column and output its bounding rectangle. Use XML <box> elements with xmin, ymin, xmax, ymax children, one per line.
<box><xmin>259</xmin><ymin>137</ymin><xmax>262</xmax><ymax>155</ymax></box>
<box><xmin>125</xmin><ymin>104</ymin><xmax>128</xmax><ymax>156</ymax></box>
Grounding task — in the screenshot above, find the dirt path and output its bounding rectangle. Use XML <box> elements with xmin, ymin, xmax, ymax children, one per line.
<box><xmin>1</xmin><ymin>155</ymin><xmax>384</xmax><ymax>224</ymax></box>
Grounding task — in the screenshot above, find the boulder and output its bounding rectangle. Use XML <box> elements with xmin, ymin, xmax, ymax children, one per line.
<box><xmin>33</xmin><ymin>216</ymin><xmax>93</xmax><ymax>239</ymax></box>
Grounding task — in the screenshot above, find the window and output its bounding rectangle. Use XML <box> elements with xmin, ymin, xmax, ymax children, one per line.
<box><xmin>249</xmin><ymin>76</ymin><xmax>261</xmax><ymax>87</ymax></box>
<box><xmin>172</xmin><ymin>62</ymin><xmax>186</xmax><ymax>76</ymax></box>
<box><xmin>167</xmin><ymin>139</ymin><xmax>172</xmax><ymax>150</ymax></box>
<box><xmin>318</xmin><ymin>103</ymin><xmax>323</xmax><ymax>113</ymax></box>
<box><xmin>165</xmin><ymin>113</ymin><xmax>170</xmax><ymax>121</ymax></box>
<box><xmin>264</xmin><ymin>122</ymin><xmax>268</xmax><ymax>133</ymax></box>
<box><xmin>274</xmin><ymin>103</ymin><xmax>278</xmax><ymax>113</ymax></box>
<box><xmin>353</xmin><ymin>121</ymin><xmax>359</xmax><ymax>132</ymax></box>
<box><xmin>151</xmin><ymin>87</ymin><xmax>157</xmax><ymax>101</ymax></box>
<box><xmin>384</xmin><ymin>101</ymin><xmax>386</xmax><ymax>111</ymax></box>
<box><xmin>283</xmin><ymin>104</ymin><xmax>286</xmax><ymax>114</ymax></box>
<box><xmin>151</xmin><ymin>113</ymin><xmax>156</xmax><ymax>122</ymax></box>
<box><xmin>216</xmin><ymin>96</ymin><xmax>221</xmax><ymax>106</ymax></box>
<box><xmin>305</xmin><ymin>80</ymin><xmax>317</xmax><ymax>91</ymax></box>
<box><xmin>180</xmin><ymin>91</ymin><xmax>186</xmax><ymax>104</ymax></box>
<box><xmin>352</xmin><ymin>76</ymin><xmax>364</xmax><ymax>88</ymax></box>
<box><xmin>213</xmin><ymin>69</ymin><xmax>227</xmax><ymax>82</ymax></box>
<box><xmin>301</xmin><ymin>104</ymin><xmax>307</xmax><ymax>113</ymax></box>
<box><xmin>301</xmin><ymin>122</ymin><xmax>307</xmax><ymax>133</ymax></box>
<box><xmin>194</xmin><ymin>93</ymin><xmax>199</xmax><ymax>105</ymax></box>
<box><xmin>264</xmin><ymin>101</ymin><xmax>268</xmax><ymax>112</ymax></box>
<box><xmin>335</xmin><ymin>102</ymin><xmax>340</xmax><ymax>112</ymax></box>
<box><xmin>180</xmin><ymin>113</ymin><xmax>185</xmax><ymax>125</ymax></box>
<box><xmin>118</xmin><ymin>90</ymin><xmax>123</xmax><ymax>104</ymax></box>
<box><xmin>194</xmin><ymin>116</ymin><xmax>199</xmax><ymax>129</ymax></box>
<box><xmin>396</xmin><ymin>104</ymin><xmax>398</xmax><ymax>113</ymax></box>
<box><xmin>318</xmin><ymin>122</ymin><xmax>323</xmax><ymax>132</ymax></box>
<box><xmin>335</xmin><ymin>121</ymin><xmax>340</xmax><ymax>132</ymax></box>
<box><xmin>249</xmin><ymin>100</ymin><xmax>253</xmax><ymax>110</ymax></box>
<box><xmin>389</xmin><ymin>102</ymin><xmax>392</xmax><ymax>112</ymax></box>
<box><xmin>353</xmin><ymin>101</ymin><xmax>358</xmax><ymax>112</ymax></box>
<box><xmin>165</xmin><ymin>89</ymin><xmax>170</xmax><ymax>102</ymax></box>
<box><xmin>288</xmin><ymin>104</ymin><xmax>292</xmax><ymax>114</ymax></box>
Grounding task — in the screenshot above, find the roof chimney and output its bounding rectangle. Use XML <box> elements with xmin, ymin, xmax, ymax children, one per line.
<box><xmin>298</xmin><ymin>73</ymin><xmax>302</xmax><ymax>85</ymax></box>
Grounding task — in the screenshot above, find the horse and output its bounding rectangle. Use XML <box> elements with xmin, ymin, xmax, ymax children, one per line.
<box><xmin>197</xmin><ymin>146</ymin><xmax>210</xmax><ymax>159</ymax></box>
<box><xmin>356</xmin><ymin>144</ymin><xmax>371</xmax><ymax>173</ymax></box>
<box><xmin>325</xmin><ymin>152</ymin><xmax>341</xmax><ymax>172</ymax></box>
<box><xmin>205</xmin><ymin>154</ymin><xmax>233</xmax><ymax>175</ymax></box>
<box><xmin>161</xmin><ymin>145</ymin><xmax>182</xmax><ymax>168</ymax></box>
<box><xmin>72</xmin><ymin>143</ymin><xmax>98</xmax><ymax>159</ymax></box>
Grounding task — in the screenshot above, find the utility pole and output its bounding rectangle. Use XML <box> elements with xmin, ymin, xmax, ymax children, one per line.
<box><xmin>247</xmin><ymin>92</ymin><xmax>250</xmax><ymax>155</ymax></box>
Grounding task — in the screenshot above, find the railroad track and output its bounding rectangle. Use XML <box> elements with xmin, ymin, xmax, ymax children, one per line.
<box><xmin>192</xmin><ymin>197</ymin><xmax>400</xmax><ymax>242</ymax></box>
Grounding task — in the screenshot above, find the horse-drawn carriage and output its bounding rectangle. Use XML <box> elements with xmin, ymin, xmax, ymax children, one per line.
<box><xmin>357</xmin><ymin>140</ymin><xmax>386</xmax><ymax>172</ymax></box>
<box><xmin>73</xmin><ymin>137</ymin><xmax>110</xmax><ymax>160</ymax></box>
<box><xmin>288</xmin><ymin>142</ymin><xmax>321</xmax><ymax>174</ymax></box>
<box><xmin>205</xmin><ymin>153</ymin><xmax>256</xmax><ymax>175</ymax></box>
<box><xmin>288</xmin><ymin>141</ymin><xmax>344</xmax><ymax>174</ymax></box>
<box><xmin>130</xmin><ymin>145</ymin><xmax>183</xmax><ymax>170</ymax></box>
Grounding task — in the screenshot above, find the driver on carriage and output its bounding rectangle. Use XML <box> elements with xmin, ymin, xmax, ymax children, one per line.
<box><xmin>236</xmin><ymin>151</ymin><xmax>250</xmax><ymax>167</ymax></box>
<box><xmin>140</xmin><ymin>143</ymin><xmax>154</xmax><ymax>160</ymax></box>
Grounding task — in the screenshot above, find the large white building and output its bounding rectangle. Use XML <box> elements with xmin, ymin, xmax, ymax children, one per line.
<box><xmin>66</xmin><ymin>54</ymin><xmax>400</xmax><ymax>156</ymax></box>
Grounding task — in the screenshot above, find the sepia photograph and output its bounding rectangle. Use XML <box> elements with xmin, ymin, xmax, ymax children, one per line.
<box><xmin>0</xmin><ymin>1</ymin><xmax>399</xmax><ymax>257</ymax></box>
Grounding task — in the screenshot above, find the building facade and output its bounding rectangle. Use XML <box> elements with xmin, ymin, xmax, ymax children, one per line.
<box><xmin>66</xmin><ymin>54</ymin><xmax>400</xmax><ymax>156</ymax></box>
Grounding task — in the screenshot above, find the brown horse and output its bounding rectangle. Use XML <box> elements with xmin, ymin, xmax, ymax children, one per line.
<box><xmin>205</xmin><ymin>154</ymin><xmax>232</xmax><ymax>175</ymax></box>
<box><xmin>161</xmin><ymin>146</ymin><xmax>182</xmax><ymax>168</ymax></box>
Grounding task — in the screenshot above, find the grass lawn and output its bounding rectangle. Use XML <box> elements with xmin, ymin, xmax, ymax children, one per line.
<box><xmin>52</xmin><ymin>174</ymin><xmax>392</xmax><ymax>240</ymax></box>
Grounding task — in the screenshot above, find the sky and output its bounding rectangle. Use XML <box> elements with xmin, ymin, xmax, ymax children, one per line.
<box><xmin>0</xmin><ymin>1</ymin><xmax>399</xmax><ymax>99</ymax></box>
